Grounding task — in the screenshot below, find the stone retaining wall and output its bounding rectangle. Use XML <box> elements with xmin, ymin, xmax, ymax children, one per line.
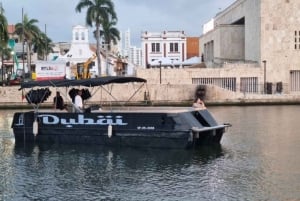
<box><xmin>1</xmin><ymin>83</ymin><xmax>300</xmax><ymax>107</ymax></box>
<box><xmin>1</xmin><ymin>65</ymin><xmax>300</xmax><ymax>106</ymax></box>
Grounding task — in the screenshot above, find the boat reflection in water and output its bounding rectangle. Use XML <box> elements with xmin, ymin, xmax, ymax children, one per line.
<box><xmin>13</xmin><ymin>142</ymin><xmax>225</xmax><ymax>168</ymax></box>
<box><xmin>9</xmin><ymin>142</ymin><xmax>227</xmax><ymax>200</ymax></box>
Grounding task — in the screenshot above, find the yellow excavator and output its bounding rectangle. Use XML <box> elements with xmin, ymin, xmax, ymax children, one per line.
<box><xmin>76</xmin><ymin>54</ymin><xmax>97</xmax><ymax>79</ymax></box>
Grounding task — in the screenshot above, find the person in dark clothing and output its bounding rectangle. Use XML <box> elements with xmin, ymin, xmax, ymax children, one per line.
<box><xmin>53</xmin><ymin>91</ymin><xmax>65</xmax><ymax>110</ymax></box>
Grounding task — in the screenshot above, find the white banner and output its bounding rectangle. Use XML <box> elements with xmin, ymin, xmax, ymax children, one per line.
<box><xmin>36</xmin><ymin>62</ymin><xmax>66</xmax><ymax>81</ymax></box>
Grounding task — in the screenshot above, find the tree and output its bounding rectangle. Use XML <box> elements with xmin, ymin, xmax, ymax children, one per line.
<box><xmin>0</xmin><ymin>46</ymin><xmax>12</xmax><ymax>60</ymax></box>
<box><xmin>97</xmin><ymin>17</ymin><xmax>120</xmax><ymax>51</ymax></box>
<box><xmin>14</xmin><ymin>14</ymin><xmax>40</xmax><ymax>73</ymax></box>
<box><xmin>33</xmin><ymin>32</ymin><xmax>54</xmax><ymax>60</ymax></box>
<box><xmin>0</xmin><ymin>7</ymin><xmax>8</xmax><ymax>46</ymax></box>
<box><xmin>0</xmin><ymin>5</ymin><xmax>9</xmax><ymax>84</ymax></box>
<box><xmin>75</xmin><ymin>0</ymin><xmax>118</xmax><ymax>76</ymax></box>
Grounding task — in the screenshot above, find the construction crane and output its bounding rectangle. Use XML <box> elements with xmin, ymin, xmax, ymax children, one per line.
<box><xmin>76</xmin><ymin>54</ymin><xmax>97</xmax><ymax>79</ymax></box>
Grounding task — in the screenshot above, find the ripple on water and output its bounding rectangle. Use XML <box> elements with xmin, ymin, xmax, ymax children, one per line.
<box><xmin>1</xmin><ymin>106</ymin><xmax>300</xmax><ymax>200</ymax></box>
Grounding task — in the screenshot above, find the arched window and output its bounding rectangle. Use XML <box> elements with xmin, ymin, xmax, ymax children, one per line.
<box><xmin>75</xmin><ymin>32</ymin><xmax>79</xmax><ymax>40</ymax></box>
<box><xmin>81</xmin><ymin>32</ymin><xmax>85</xmax><ymax>40</ymax></box>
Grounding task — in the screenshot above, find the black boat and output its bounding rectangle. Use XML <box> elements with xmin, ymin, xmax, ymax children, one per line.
<box><xmin>11</xmin><ymin>76</ymin><xmax>231</xmax><ymax>149</ymax></box>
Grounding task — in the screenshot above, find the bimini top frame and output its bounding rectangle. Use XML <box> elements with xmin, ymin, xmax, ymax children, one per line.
<box><xmin>19</xmin><ymin>76</ymin><xmax>147</xmax><ymax>89</ymax></box>
<box><xmin>20</xmin><ymin>76</ymin><xmax>148</xmax><ymax>110</ymax></box>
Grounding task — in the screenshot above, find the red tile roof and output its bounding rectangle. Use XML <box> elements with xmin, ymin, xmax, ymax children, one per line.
<box><xmin>7</xmin><ymin>25</ymin><xmax>15</xmax><ymax>34</ymax></box>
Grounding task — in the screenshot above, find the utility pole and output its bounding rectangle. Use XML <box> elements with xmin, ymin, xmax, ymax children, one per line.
<box><xmin>1</xmin><ymin>3</ymin><xmax>4</xmax><ymax>86</ymax></box>
<box><xmin>45</xmin><ymin>24</ymin><xmax>47</xmax><ymax>61</ymax></box>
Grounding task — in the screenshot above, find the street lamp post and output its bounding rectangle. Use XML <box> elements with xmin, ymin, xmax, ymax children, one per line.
<box><xmin>11</xmin><ymin>51</ymin><xmax>14</xmax><ymax>74</ymax></box>
<box><xmin>159</xmin><ymin>60</ymin><xmax>162</xmax><ymax>84</ymax></box>
<box><xmin>1</xmin><ymin>54</ymin><xmax>3</xmax><ymax>86</ymax></box>
<box><xmin>262</xmin><ymin>60</ymin><xmax>267</xmax><ymax>94</ymax></box>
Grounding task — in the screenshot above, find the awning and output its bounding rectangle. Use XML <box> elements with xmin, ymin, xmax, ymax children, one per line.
<box><xmin>182</xmin><ymin>56</ymin><xmax>201</xmax><ymax>66</ymax></box>
<box><xmin>149</xmin><ymin>57</ymin><xmax>181</xmax><ymax>66</ymax></box>
<box><xmin>19</xmin><ymin>76</ymin><xmax>147</xmax><ymax>89</ymax></box>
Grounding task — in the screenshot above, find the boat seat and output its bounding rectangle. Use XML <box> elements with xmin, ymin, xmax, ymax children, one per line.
<box><xmin>72</xmin><ymin>105</ymin><xmax>83</xmax><ymax>113</ymax></box>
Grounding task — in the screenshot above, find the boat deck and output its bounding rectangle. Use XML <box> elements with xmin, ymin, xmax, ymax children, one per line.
<box><xmin>46</xmin><ymin>106</ymin><xmax>205</xmax><ymax>114</ymax></box>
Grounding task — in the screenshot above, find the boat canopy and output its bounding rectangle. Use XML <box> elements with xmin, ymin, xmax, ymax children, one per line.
<box><xmin>19</xmin><ymin>76</ymin><xmax>147</xmax><ymax>90</ymax></box>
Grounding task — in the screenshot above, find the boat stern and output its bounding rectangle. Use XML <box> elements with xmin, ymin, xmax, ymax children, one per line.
<box><xmin>11</xmin><ymin>112</ymin><xmax>36</xmax><ymax>142</ymax></box>
<box><xmin>184</xmin><ymin>109</ymin><xmax>231</xmax><ymax>148</ymax></box>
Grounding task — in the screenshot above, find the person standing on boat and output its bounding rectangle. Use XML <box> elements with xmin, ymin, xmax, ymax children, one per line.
<box><xmin>192</xmin><ymin>97</ymin><xmax>206</xmax><ymax>109</ymax></box>
<box><xmin>53</xmin><ymin>91</ymin><xmax>65</xmax><ymax>110</ymax></box>
<box><xmin>74</xmin><ymin>89</ymin><xmax>84</xmax><ymax>112</ymax></box>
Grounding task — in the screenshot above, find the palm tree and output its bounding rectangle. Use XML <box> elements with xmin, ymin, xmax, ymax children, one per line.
<box><xmin>98</xmin><ymin>17</ymin><xmax>120</xmax><ymax>51</ymax></box>
<box><xmin>33</xmin><ymin>32</ymin><xmax>54</xmax><ymax>60</ymax></box>
<box><xmin>0</xmin><ymin>6</ymin><xmax>8</xmax><ymax>45</ymax></box>
<box><xmin>14</xmin><ymin>14</ymin><xmax>41</xmax><ymax>73</ymax></box>
<box><xmin>0</xmin><ymin>46</ymin><xmax>12</xmax><ymax>60</ymax></box>
<box><xmin>0</xmin><ymin>5</ymin><xmax>9</xmax><ymax>84</ymax></box>
<box><xmin>75</xmin><ymin>0</ymin><xmax>117</xmax><ymax>76</ymax></box>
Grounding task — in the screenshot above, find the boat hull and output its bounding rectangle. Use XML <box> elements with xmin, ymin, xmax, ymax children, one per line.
<box><xmin>11</xmin><ymin>109</ymin><xmax>228</xmax><ymax>149</ymax></box>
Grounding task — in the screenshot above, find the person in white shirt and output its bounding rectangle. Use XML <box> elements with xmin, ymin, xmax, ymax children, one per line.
<box><xmin>74</xmin><ymin>89</ymin><xmax>83</xmax><ymax>112</ymax></box>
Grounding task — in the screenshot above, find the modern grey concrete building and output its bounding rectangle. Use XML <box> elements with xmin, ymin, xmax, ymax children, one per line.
<box><xmin>200</xmin><ymin>0</ymin><xmax>300</xmax><ymax>93</ymax></box>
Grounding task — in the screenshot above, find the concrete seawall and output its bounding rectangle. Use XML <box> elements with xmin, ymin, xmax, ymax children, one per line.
<box><xmin>1</xmin><ymin>84</ymin><xmax>300</xmax><ymax>109</ymax></box>
<box><xmin>2</xmin><ymin>65</ymin><xmax>300</xmax><ymax>108</ymax></box>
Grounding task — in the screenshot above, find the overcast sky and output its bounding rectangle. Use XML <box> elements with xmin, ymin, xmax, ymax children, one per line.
<box><xmin>1</xmin><ymin>0</ymin><xmax>235</xmax><ymax>46</ymax></box>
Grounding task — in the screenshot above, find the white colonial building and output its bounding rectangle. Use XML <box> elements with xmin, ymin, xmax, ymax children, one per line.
<box><xmin>141</xmin><ymin>31</ymin><xmax>187</xmax><ymax>68</ymax></box>
<box><xmin>58</xmin><ymin>25</ymin><xmax>100</xmax><ymax>78</ymax></box>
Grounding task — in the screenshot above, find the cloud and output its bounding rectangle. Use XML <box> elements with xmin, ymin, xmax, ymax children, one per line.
<box><xmin>114</xmin><ymin>0</ymin><xmax>236</xmax><ymax>45</ymax></box>
<box><xmin>1</xmin><ymin>0</ymin><xmax>236</xmax><ymax>46</ymax></box>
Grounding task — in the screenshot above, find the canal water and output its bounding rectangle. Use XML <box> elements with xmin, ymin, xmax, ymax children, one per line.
<box><xmin>0</xmin><ymin>106</ymin><xmax>300</xmax><ymax>201</ymax></box>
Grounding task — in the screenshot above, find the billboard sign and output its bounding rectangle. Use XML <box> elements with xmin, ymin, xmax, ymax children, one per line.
<box><xmin>35</xmin><ymin>61</ymin><xmax>66</xmax><ymax>81</ymax></box>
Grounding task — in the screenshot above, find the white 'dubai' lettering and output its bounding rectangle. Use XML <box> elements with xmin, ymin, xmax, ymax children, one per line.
<box><xmin>39</xmin><ymin>114</ymin><xmax>60</xmax><ymax>124</ymax></box>
<box><xmin>38</xmin><ymin>114</ymin><xmax>128</xmax><ymax>127</ymax></box>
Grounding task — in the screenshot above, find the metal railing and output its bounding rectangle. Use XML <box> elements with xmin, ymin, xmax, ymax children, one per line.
<box><xmin>193</xmin><ymin>77</ymin><xmax>288</xmax><ymax>95</ymax></box>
